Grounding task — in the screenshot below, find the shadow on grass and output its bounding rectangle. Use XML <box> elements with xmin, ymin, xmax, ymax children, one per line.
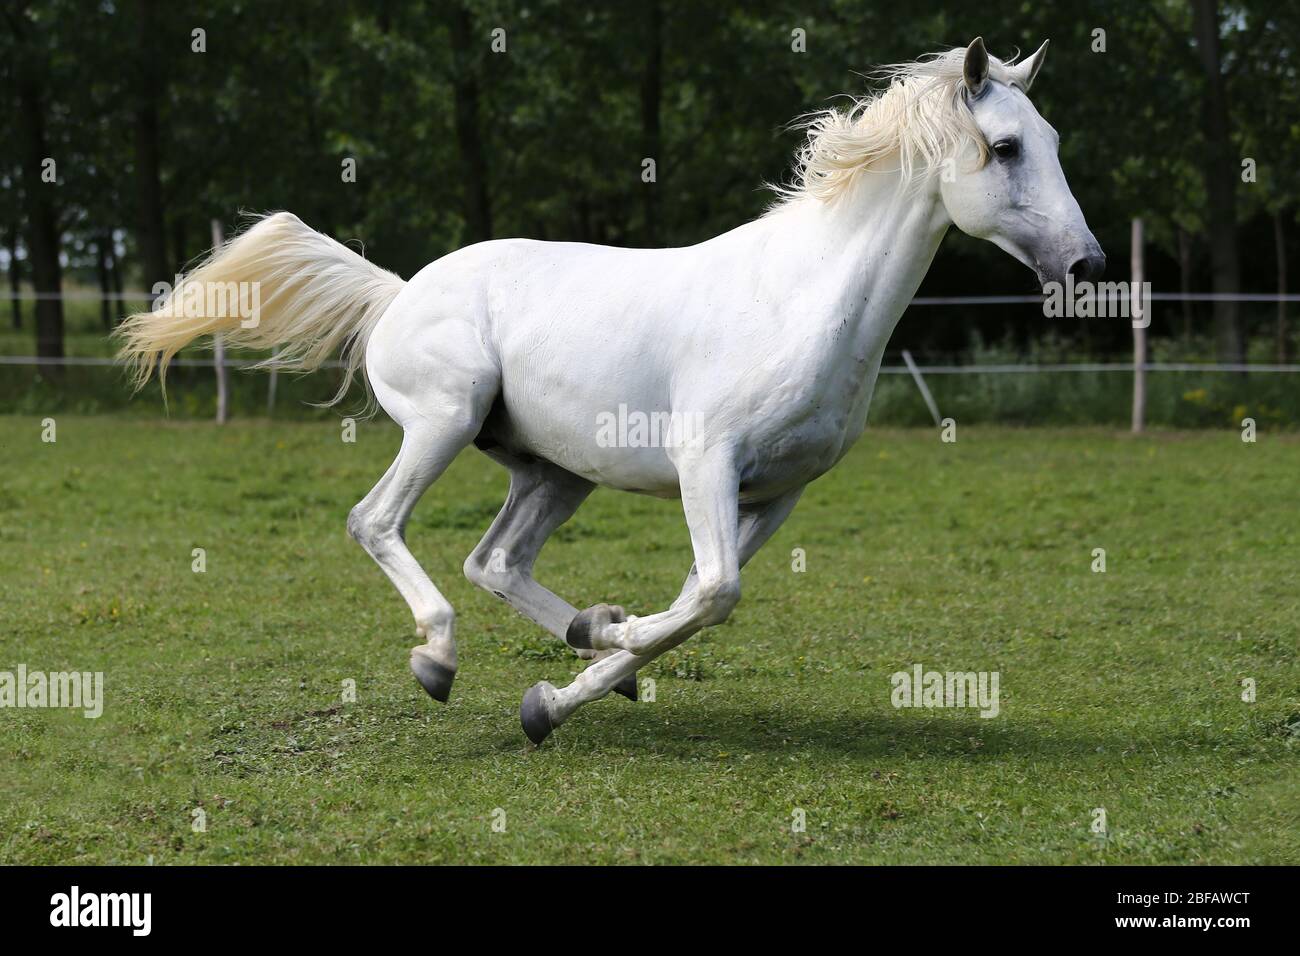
<box><xmin>444</xmin><ymin>699</ymin><xmax>1197</xmax><ymax>765</ymax></box>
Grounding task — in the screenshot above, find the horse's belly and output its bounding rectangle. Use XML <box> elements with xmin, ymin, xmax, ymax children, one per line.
<box><xmin>485</xmin><ymin>388</ymin><xmax>686</xmax><ymax>496</ymax></box>
<box><xmin>486</xmin><ymin>355</ymin><xmax>872</xmax><ymax>501</ymax></box>
<box><xmin>522</xmin><ymin>435</ymin><xmax>683</xmax><ymax>497</ymax></box>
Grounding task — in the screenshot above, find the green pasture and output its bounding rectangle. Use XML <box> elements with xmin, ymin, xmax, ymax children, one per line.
<box><xmin>0</xmin><ymin>418</ymin><xmax>1296</xmax><ymax>863</ymax></box>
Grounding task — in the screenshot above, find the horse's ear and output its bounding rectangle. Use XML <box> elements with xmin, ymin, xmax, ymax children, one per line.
<box><xmin>1012</xmin><ymin>39</ymin><xmax>1049</xmax><ymax>91</ymax></box>
<box><xmin>963</xmin><ymin>37</ymin><xmax>990</xmax><ymax>98</ymax></box>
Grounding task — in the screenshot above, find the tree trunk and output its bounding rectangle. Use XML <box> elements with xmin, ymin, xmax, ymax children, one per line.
<box><xmin>15</xmin><ymin>45</ymin><xmax>64</xmax><ymax>361</ymax></box>
<box><xmin>640</xmin><ymin>0</ymin><xmax>663</xmax><ymax>246</ymax></box>
<box><xmin>1190</xmin><ymin>0</ymin><xmax>1244</xmax><ymax>365</ymax></box>
<box><xmin>171</xmin><ymin>215</ymin><xmax>188</xmax><ymax>275</ymax></box>
<box><xmin>95</xmin><ymin>235</ymin><xmax>112</xmax><ymax>329</ymax></box>
<box><xmin>448</xmin><ymin>4</ymin><xmax>492</xmax><ymax>244</ymax></box>
<box><xmin>5</xmin><ymin>226</ymin><xmax>21</xmax><ymax>330</ymax></box>
<box><xmin>108</xmin><ymin>232</ymin><xmax>124</xmax><ymax>325</ymax></box>
<box><xmin>105</xmin><ymin>231</ymin><xmax>122</xmax><ymax>323</ymax></box>
<box><xmin>132</xmin><ymin>0</ymin><xmax>170</xmax><ymax>290</ymax></box>
<box><xmin>1276</xmin><ymin>209</ymin><xmax>1288</xmax><ymax>364</ymax></box>
<box><xmin>1177</xmin><ymin>227</ymin><xmax>1195</xmax><ymax>345</ymax></box>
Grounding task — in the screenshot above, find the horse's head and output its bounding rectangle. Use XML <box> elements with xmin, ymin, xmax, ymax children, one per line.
<box><xmin>939</xmin><ymin>38</ymin><xmax>1104</xmax><ymax>288</ymax></box>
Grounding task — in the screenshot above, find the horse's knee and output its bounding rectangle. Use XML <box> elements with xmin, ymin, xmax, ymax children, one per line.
<box><xmin>464</xmin><ymin>541</ymin><xmax>532</xmax><ymax>599</ymax></box>
<box><xmin>694</xmin><ymin>576</ymin><xmax>740</xmax><ymax>626</ymax></box>
<box><xmin>347</xmin><ymin>504</ymin><xmax>375</xmax><ymax>548</ymax></box>
<box><xmin>463</xmin><ymin>546</ymin><xmax>506</xmax><ymax>593</ymax></box>
<box><xmin>348</xmin><ymin>504</ymin><xmax>400</xmax><ymax>558</ymax></box>
<box><xmin>461</xmin><ymin>540</ymin><xmax>493</xmax><ymax>582</ymax></box>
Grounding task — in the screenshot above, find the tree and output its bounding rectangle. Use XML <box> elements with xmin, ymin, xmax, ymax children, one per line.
<box><xmin>639</xmin><ymin>0</ymin><xmax>663</xmax><ymax>245</ymax></box>
<box><xmin>6</xmin><ymin>2</ymin><xmax>64</xmax><ymax>360</ymax></box>
<box><xmin>1190</xmin><ymin>0</ymin><xmax>1244</xmax><ymax>364</ymax></box>
<box><xmin>448</xmin><ymin>3</ymin><xmax>493</xmax><ymax>244</ymax></box>
<box><xmin>129</xmin><ymin>0</ymin><xmax>171</xmax><ymax>290</ymax></box>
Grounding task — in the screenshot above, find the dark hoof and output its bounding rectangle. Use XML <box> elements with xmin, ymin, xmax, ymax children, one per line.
<box><xmin>410</xmin><ymin>649</ymin><xmax>455</xmax><ymax>703</ymax></box>
<box><xmin>613</xmin><ymin>674</ymin><xmax>638</xmax><ymax>702</ymax></box>
<box><xmin>565</xmin><ymin>603</ymin><xmax>626</xmax><ymax>651</ymax></box>
<box><xmin>521</xmin><ymin>682</ymin><xmax>555</xmax><ymax>745</ymax></box>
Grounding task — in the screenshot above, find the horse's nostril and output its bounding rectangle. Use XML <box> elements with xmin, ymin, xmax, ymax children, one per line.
<box><xmin>1068</xmin><ymin>254</ymin><xmax>1105</xmax><ymax>283</ymax></box>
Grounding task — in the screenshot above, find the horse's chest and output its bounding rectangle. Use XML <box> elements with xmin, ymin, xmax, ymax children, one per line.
<box><xmin>739</xmin><ymin>356</ymin><xmax>878</xmax><ymax>490</ymax></box>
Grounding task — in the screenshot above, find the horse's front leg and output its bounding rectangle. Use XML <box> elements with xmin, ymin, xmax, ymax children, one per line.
<box><xmin>520</xmin><ymin>448</ymin><xmax>741</xmax><ymax>743</ymax></box>
<box><xmin>672</xmin><ymin>485</ymin><xmax>803</xmax><ymax>610</ymax></box>
<box><xmin>546</xmin><ymin>486</ymin><xmax>802</xmax><ymax>721</ymax></box>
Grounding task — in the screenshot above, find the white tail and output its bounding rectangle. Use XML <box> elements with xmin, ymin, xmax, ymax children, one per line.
<box><xmin>115</xmin><ymin>211</ymin><xmax>405</xmax><ymax>405</ymax></box>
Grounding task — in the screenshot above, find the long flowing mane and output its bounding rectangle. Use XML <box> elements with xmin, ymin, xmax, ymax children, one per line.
<box><xmin>773</xmin><ymin>47</ymin><xmax>1023</xmax><ymax>206</ymax></box>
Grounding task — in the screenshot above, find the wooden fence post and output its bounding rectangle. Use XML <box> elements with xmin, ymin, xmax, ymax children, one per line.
<box><xmin>1131</xmin><ymin>217</ymin><xmax>1146</xmax><ymax>434</ymax></box>
<box><xmin>901</xmin><ymin>349</ymin><xmax>943</xmax><ymax>426</ymax></box>
<box><xmin>210</xmin><ymin>219</ymin><xmax>229</xmax><ymax>425</ymax></box>
<box><xmin>267</xmin><ymin>347</ymin><xmax>279</xmax><ymax>416</ymax></box>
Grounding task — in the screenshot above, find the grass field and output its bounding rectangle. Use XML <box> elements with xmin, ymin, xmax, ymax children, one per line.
<box><xmin>1</xmin><ymin>416</ymin><xmax>1297</xmax><ymax>864</ymax></box>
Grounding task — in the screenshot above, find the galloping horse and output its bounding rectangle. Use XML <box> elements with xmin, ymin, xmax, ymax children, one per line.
<box><xmin>118</xmin><ymin>39</ymin><xmax>1103</xmax><ymax>744</ymax></box>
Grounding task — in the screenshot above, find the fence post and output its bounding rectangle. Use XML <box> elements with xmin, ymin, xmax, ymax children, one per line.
<box><xmin>210</xmin><ymin>219</ymin><xmax>230</xmax><ymax>425</ymax></box>
<box><xmin>267</xmin><ymin>347</ymin><xmax>279</xmax><ymax>416</ymax></box>
<box><xmin>1131</xmin><ymin>217</ymin><xmax>1146</xmax><ymax>434</ymax></box>
<box><xmin>901</xmin><ymin>349</ymin><xmax>943</xmax><ymax>426</ymax></box>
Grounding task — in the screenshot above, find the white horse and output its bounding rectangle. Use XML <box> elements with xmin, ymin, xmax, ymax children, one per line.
<box><xmin>118</xmin><ymin>38</ymin><xmax>1102</xmax><ymax>744</ymax></box>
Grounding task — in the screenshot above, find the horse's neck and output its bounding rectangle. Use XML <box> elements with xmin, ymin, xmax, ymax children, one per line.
<box><xmin>761</xmin><ymin>171</ymin><xmax>950</xmax><ymax>361</ymax></box>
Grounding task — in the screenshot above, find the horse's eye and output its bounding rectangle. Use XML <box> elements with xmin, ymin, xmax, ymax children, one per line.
<box><xmin>992</xmin><ymin>139</ymin><xmax>1020</xmax><ymax>160</ymax></box>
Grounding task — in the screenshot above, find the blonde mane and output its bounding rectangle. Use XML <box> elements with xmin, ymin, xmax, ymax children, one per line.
<box><xmin>775</xmin><ymin>47</ymin><xmax>1023</xmax><ymax>205</ymax></box>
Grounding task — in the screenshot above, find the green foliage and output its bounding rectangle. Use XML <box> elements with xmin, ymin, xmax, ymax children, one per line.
<box><xmin>870</xmin><ymin>328</ymin><xmax>1300</xmax><ymax>427</ymax></box>
<box><xmin>3</xmin><ymin>0</ymin><xmax>1297</xmax><ymax>365</ymax></box>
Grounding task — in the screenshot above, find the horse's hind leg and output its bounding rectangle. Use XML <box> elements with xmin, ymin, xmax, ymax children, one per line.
<box><xmin>348</xmin><ymin>383</ymin><xmax>495</xmax><ymax>702</ymax></box>
<box><xmin>463</xmin><ymin>456</ymin><xmax>639</xmax><ymax>701</ymax></box>
<box><xmin>463</xmin><ymin>456</ymin><xmax>594</xmax><ymax>639</ymax></box>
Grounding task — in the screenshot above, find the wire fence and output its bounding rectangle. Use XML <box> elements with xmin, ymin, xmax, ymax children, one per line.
<box><xmin>2</xmin><ymin>285</ymin><xmax>1294</xmax><ymax>424</ymax></box>
<box><xmin>3</xmin><ymin>289</ymin><xmax>1294</xmax><ymax>375</ymax></box>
